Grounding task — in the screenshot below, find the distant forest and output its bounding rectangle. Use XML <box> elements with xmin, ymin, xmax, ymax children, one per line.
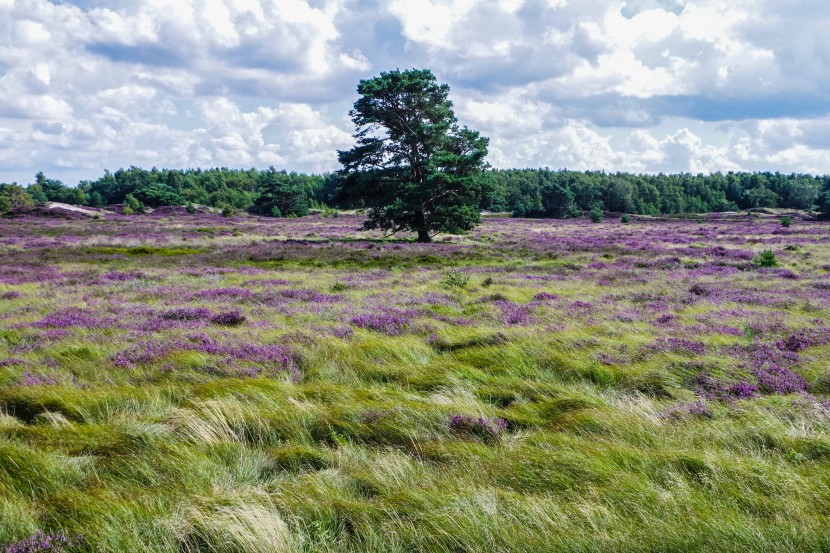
<box><xmin>2</xmin><ymin>166</ymin><xmax>830</xmax><ymax>217</ymax></box>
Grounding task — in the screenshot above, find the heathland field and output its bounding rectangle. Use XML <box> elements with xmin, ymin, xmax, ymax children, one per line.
<box><xmin>2</xmin><ymin>208</ymin><xmax>830</xmax><ymax>552</ymax></box>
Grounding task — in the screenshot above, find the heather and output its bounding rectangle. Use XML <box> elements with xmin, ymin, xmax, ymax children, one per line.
<box><xmin>2</xmin><ymin>209</ymin><xmax>830</xmax><ymax>552</ymax></box>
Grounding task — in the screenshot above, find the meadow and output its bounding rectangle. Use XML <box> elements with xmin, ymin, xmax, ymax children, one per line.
<box><xmin>1</xmin><ymin>207</ymin><xmax>830</xmax><ymax>552</ymax></box>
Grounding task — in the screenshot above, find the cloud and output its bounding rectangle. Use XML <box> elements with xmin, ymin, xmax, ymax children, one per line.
<box><xmin>0</xmin><ymin>0</ymin><xmax>829</xmax><ymax>185</ymax></box>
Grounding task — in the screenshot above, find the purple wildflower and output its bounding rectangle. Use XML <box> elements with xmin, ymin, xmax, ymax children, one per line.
<box><xmin>662</xmin><ymin>400</ymin><xmax>713</xmax><ymax>420</ymax></box>
<box><xmin>728</xmin><ymin>381</ymin><xmax>758</xmax><ymax>399</ymax></box>
<box><xmin>280</xmin><ymin>289</ymin><xmax>340</xmax><ymax>303</ymax></box>
<box><xmin>19</xmin><ymin>371</ymin><xmax>60</xmax><ymax>387</ymax></box>
<box><xmin>754</xmin><ymin>365</ymin><xmax>806</xmax><ymax>395</ymax></box>
<box><xmin>34</xmin><ymin>308</ymin><xmax>102</xmax><ymax>329</ymax></box>
<box><xmin>194</xmin><ymin>287</ymin><xmax>252</xmax><ymax>299</ymax></box>
<box><xmin>448</xmin><ymin>414</ymin><xmax>507</xmax><ymax>439</ymax></box>
<box><xmin>99</xmin><ymin>270</ymin><xmax>146</xmax><ymax>282</ymax></box>
<box><xmin>210</xmin><ymin>310</ymin><xmax>246</xmax><ymax>326</ymax></box>
<box><xmin>350</xmin><ymin>309</ymin><xmax>410</xmax><ymax>335</ymax></box>
<box><xmin>648</xmin><ymin>337</ymin><xmax>706</xmax><ymax>356</ymax></box>
<box><xmin>161</xmin><ymin>308</ymin><xmax>213</xmax><ymax>321</ymax></box>
<box><xmin>3</xmin><ymin>531</ymin><xmax>79</xmax><ymax>553</ymax></box>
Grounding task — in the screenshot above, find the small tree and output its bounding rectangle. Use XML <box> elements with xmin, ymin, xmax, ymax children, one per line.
<box><xmin>0</xmin><ymin>185</ymin><xmax>34</xmax><ymax>212</ymax></box>
<box><xmin>253</xmin><ymin>168</ymin><xmax>310</xmax><ymax>218</ymax></box>
<box><xmin>123</xmin><ymin>193</ymin><xmax>145</xmax><ymax>215</ymax></box>
<box><xmin>338</xmin><ymin>69</ymin><xmax>490</xmax><ymax>242</ymax></box>
<box><xmin>589</xmin><ymin>204</ymin><xmax>603</xmax><ymax>223</ymax></box>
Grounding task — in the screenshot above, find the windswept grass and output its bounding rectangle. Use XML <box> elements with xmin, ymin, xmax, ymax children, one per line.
<box><xmin>1</xmin><ymin>211</ymin><xmax>830</xmax><ymax>551</ymax></box>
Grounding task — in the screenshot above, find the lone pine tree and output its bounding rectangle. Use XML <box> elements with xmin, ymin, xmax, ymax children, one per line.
<box><xmin>338</xmin><ymin>68</ymin><xmax>490</xmax><ymax>242</ymax></box>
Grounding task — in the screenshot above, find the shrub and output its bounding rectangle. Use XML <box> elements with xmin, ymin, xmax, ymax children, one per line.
<box><xmin>330</xmin><ymin>282</ymin><xmax>349</xmax><ymax>292</ymax></box>
<box><xmin>754</xmin><ymin>250</ymin><xmax>779</xmax><ymax>268</ymax></box>
<box><xmin>186</xmin><ymin>202</ymin><xmax>196</xmax><ymax>214</ymax></box>
<box><xmin>442</xmin><ymin>269</ymin><xmax>469</xmax><ymax>289</ymax></box>
<box><xmin>123</xmin><ymin>193</ymin><xmax>145</xmax><ymax>215</ymax></box>
<box><xmin>620</xmin><ymin>213</ymin><xmax>631</xmax><ymax>223</ymax></box>
<box><xmin>220</xmin><ymin>204</ymin><xmax>234</xmax><ymax>217</ymax></box>
<box><xmin>780</xmin><ymin>216</ymin><xmax>792</xmax><ymax>227</ymax></box>
<box><xmin>589</xmin><ymin>204</ymin><xmax>603</xmax><ymax>223</ymax></box>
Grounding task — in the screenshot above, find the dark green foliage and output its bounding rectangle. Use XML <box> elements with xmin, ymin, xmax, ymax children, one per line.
<box><xmin>589</xmin><ymin>204</ymin><xmax>603</xmax><ymax>223</ymax></box>
<box><xmin>122</xmin><ymin>193</ymin><xmax>145</xmax><ymax>215</ymax></box>
<box><xmin>186</xmin><ymin>202</ymin><xmax>196</xmax><ymax>214</ymax></box>
<box><xmin>620</xmin><ymin>213</ymin><xmax>631</xmax><ymax>223</ymax></box>
<box><xmin>13</xmin><ymin>165</ymin><xmax>830</xmax><ymax>219</ymax></box>
<box><xmin>754</xmin><ymin>250</ymin><xmax>779</xmax><ymax>267</ymax></box>
<box><xmin>441</xmin><ymin>269</ymin><xmax>469</xmax><ymax>289</ymax></box>
<box><xmin>252</xmin><ymin>168</ymin><xmax>311</xmax><ymax>218</ymax></box>
<box><xmin>0</xmin><ymin>184</ymin><xmax>34</xmax><ymax>212</ymax></box>
<box><xmin>220</xmin><ymin>204</ymin><xmax>235</xmax><ymax>217</ymax></box>
<box><xmin>780</xmin><ymin>216</ymin><xmax>792</xmax><ymax>227</ymax></box>
<box><xmin>132</xmin><ymin>182</ymin><xmax>186</xmax><ymax>207</ymax></box>
<box><xmin>338</xmin><ymin>68</ymin><xmax>490</xmax><ymax>242</ymax></box>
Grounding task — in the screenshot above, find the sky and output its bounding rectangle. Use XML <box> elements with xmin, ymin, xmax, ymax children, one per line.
<box><xmin>1</xmin><ymin>0</ymin><xmax>830</xmax><ymax>185</ymax></box>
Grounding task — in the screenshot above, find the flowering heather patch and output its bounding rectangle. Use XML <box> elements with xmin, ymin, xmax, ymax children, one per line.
<box><xmin>210</xmin><ymin>310</ymin><xmax>246</xmax><ymax>326</ymax></box>
<box><xmin>448</xmin><ymin>414</ymin><xmax>507</xmax><ymax>439</ymax></box>
<box><xmin>1</xmin><ymin>291</ymin><xmax>22</xmax><ymax>300</ymax></box>
<box><xmin>248</xmin><ymin>278</ymin><xmax>291</xmax><ymax>286</ymax></box>
<box><xmin>179</xmin><ymin>334</ymin><xmax>296</xmax><ymax>369</ymax></box>
<box><xmin>113</xmin><ymin>342</ymin><xmax>173</xmax><ymax>367</ymax></box>
<box><xmin>3</xmin><ymin>532</ymin><xmax>78</xmax><ymax>553</ymax></box>
<box><xmin>350</xmin><ymin>309</ymin><xmax>410</xmax><ymax>335</ymax></box>
<box><xmin>532</xmin><ymin>292</ymin><xmax>559</xmax><ymax>301</ymax></box>
<box><xmin>33</xmin><ymin>308</ymin><xmax>107</xmax><ymax>329</ymax></box>
<box><xmin>728</xmin><ymin>381</ymin><xmax>759</xmax><ymax>399</ymax></box>
<box><xmin>332</xmin><ymin>326</ymin><xmax>354</xmax><ymax>339</ymax></box>
<box><xmin>648</xmin><ymin>337</ymin><xmax>706</xmax><ymax>356</ymax></box>
<box><xmin>280</xmin><ymin>289</ymin><xmax>340</xmax><ymax>303</ymax></box>
<box><xmin>754</xmin><ymin>365</ymin><xmax>807</xmax><ymax>395</ymax></box>
<box><xmin>160</xmin><ymin>307</ymin><xmax>213</xmax><ymax>321</ymax></box>
<box><xmin>19</xmin><ymin>371</ymin><xmax>60</xmax><ymax>387</ymax></box>
<box><xmin>776</xmin><ymin>328</ymin><xmax>830</xmax><ymax>352</ymax></box>
<box><xmin>493</xmin><ymin>300</ymin><xmax>535</xmax><ymax>326</ymax></box>
<box><xmin>98</xmin><ymin>270</ymin><xmax>147</xmax><ymax>282</ymax></box>
<box><xmin>661</xmin><ymin>400</ymin><xmax>713</xmax><ymax>420</ymax></box>
<box><xmin>194</xmin><ymin>287</ymin><xmax>253</xmax><ymax>299</ymax></box>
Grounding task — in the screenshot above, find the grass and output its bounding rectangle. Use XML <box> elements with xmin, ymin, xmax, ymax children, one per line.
<box><xmin>0</xmin><ymin>211</ymin><xmax>830</xmax><ymax>551</ymax></box>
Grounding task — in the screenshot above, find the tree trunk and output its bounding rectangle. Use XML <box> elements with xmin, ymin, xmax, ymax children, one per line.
<box><xmin>417</xmin><ymin>229</ymin><xmax>431</xmax><ymax>243</ymax></box>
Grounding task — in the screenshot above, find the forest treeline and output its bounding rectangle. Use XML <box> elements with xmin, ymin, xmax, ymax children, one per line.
<box><xmin>2</xmin><ymin>166</ymin><xmax>830</xmax><ymax>217</ymax></box>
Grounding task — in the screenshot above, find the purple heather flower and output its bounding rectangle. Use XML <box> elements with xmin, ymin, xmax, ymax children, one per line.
<box><xmin>662</xmin><ymin>400</ymin><xmax>713</xmax><ymax>420</ymax></box>
<box><xmin>194</xmin><ymin>287</ymin><xmax>253</xmax><ymax>299</ymax></box>
<box><xmin>448</xmin><ymin>414</ymin><xmax>507</xmax><ymax>439</ymax></box>
<box><xmin>161</xmin><ymin>307</ymin><xmax>213</xmax><ymax>321</ymax></box>
<box><xmin>210</xmin><ymin>310</ymin><xmax>246</xmax><ymax>326</ymax></box>
<box><xmin>648</xmin><ymin>337</ymin><xmax>706</xmax><ymax>356</ymax></box>
<box><xmin>754</xmin><ymin>365</ymin><xmax>806</xmax><ymax>395</ymax></box>
<box><xmin>3</xmin><ymin>531</ymin><xmax>79</xmax><ymax>553</ymax></box>
<box><xmin>728</xmin><ymin>381</ymin><xmax>758</xmax><ymax>399</ymax></box>
<box><xmin>350</xmin><ymin>309</ymin><xmax>410</xmax><ymax>335</ymax></box>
